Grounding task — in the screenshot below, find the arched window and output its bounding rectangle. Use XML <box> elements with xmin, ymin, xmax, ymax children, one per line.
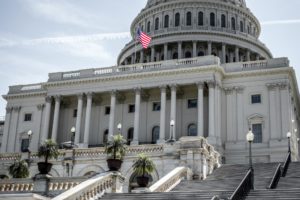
<box><xmin>198</xmin><ymin>51</ymin><xmax>204</xmax><ymax>57</ymax></box>
<box><xmin>185</xmin><ymin>51</ymin><xmax>192</xmax><ymax>58</ymax></box>
<box><xmin>186</xmin><ymin>12</ymin><xmax>192</xmax><ymax>26</ymax></box>
<box><xmin>173</xmin><ymin>52</ymin><xmax>178</xmax><ymax>59</ymax></box>
<box><xmin>221</xmin><ymin>14</ymin><xmax>226</xmax><ymax>28</ymax></box>
<box><xmin>198</xmin><ymin>12</ymin><xmax>204</xmax><ymax>26</ymax></box>
<box><xmin>127</xmin><ymin>128</ymin><xmax>134</xmax><ymax>145</ymax></box>
<box><xmin>164</xmin><ymin>15</ymin><xmax>169</xmax><ymax>28</ymax></box>
<box><xmin>155</xmin><ymin>18</ymin><xmax>159</xmax><ymax>30</ymax></box>
<box><xmin>188</xmin><ymin>124</ymin><xmax>197</xmax><ymax>136</ymax></box>
<box><xmin>210</xmin><ymin>13</ymin><xmax>215</xmax><ymax>27</ymax></box>
<box><xmin>103</xmin><ymin>129</ymin><xmax>108</xmax><ymax>144</ymax></box>
<box><xmin>152</xmin><ymin>126</ymin><xmax>160</xmax><ymax>144</ymax></box>
<box><xmin>175</xmin><ymin>13</ymin><xmax>180</xmax><ymax>27</ymax></box>
<box><xmin>240</xmin><ymin>21</ymin><xmax>244</xmax><ymax>32</ymax></box>
<box><xmin>147</xmin><ymin>21</ymin><xmax>151</xmax><ymax>33</ymax></box>
<box><xmin>231</xmin><ymin>17</ymin><xmax>236</xmax><ymax>30</ymax></box>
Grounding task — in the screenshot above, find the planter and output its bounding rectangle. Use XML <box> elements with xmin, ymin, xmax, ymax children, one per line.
<box><xmin>107</xmin><ymin>159</ymin><xmax>123</xmax><ymax>171</ymax></box>
<box><xmin>136</xmin><ymin>176</ymin><xmax>150</xmax><ymax>187</ymax></box>
<box><xmin>37</xmin><ymin>162</ymin><xmax>53</xmax><ymax>174</ymax></box>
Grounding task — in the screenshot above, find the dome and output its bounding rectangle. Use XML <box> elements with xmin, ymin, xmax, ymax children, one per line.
<box><xmin>117</xmin><ymin>0</ymin><xmax>271</xmax><ymax>65</ymax></box>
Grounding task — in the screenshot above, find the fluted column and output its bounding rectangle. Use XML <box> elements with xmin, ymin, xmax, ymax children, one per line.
<box><xmin>193</xmin><ymin>41</ymin><xmax>197</xmax><ymax>57</ymax></box>
<box><xmin>151</xmin><ymin>47</ymin><xmax>155</xmax><ymax>62</ymax></box>
<box><xmin>237</xmin><ymin>87</ymin><xmax>244</xmax><ymax>141</ymax></box>
<box><xmin>235</xmin><ymin>47</ymin><xmax>239</xmax><ymax>62</ymax></box>
<box><xmin>158</xmin><ymin>86</ymin><xmax>167</xmax><ymax>143</ymax></box>
<box><xmin>140</xmin><ymin>50</ymin><xmax>144</xmax><ymax>63</ymax></box>
<box><xmin>0</xmin><ymin>107</ymin><xmax>12</xmax><ymax>152</ymax></box>
<box><xmin>225</xmin><ymin>88</ymin><xmax>234</xmax><ymax>141</ymax></box>
<box><xmin>164</xmin><ymin>44</ymin><xmax>168</xmax><ymax>61</ymax></box>
<box><xmin>41</xmin><ymin>96</ymin><xmax>52</xmax><ymax>143</ymax></box>
<box><xmin>208</xmin><ymin>82</ymin><xmax>215</xmax><ymax>137</ymax></box>
<box><xmin>197</xmin><ymin>82</ymin><xmax>204</xmax><ymax>136</ymax></box>
<box><xmin>108</xmin><ymin>91</ymin><xmax>117</xmax><ymax>138</ymax></box>
<box><xmin>267</xmin><ymin>84</ymin><xmax>279</xmax><ymax>139</ymax></box>
<box><xmin>132</xmin><ymin>88</ymin><xmax>141</xmax><ymax>145</ymax></box>
<box><xmin>170</xmin><ymin>85</ymin><xmax>177</xmax><ymax>140</ymax></box>
<box><xmin>208</xmin><ymin>41</ymin><xmax>212</xmax><ymax>55</ymax></box>
<box><xmin>10</xmin><ymin>106</ymin><xmax>21</xmax><ymax>152</ymax></box>
<box><xmin>280</xmin><ymin>83</ymin><xmax>290</xmax><ymax>138</ymax></box>
<box><xmin>178</xmin><ymin>42</ymin><xmax>182</xmax><ymax>59</ymax></box>
<box><xmin>75</xmin><ymin>94</ymin><xmax>84</xmax><ymax>144</ymax></box>
<box><xmin>83</xmin><ymin>93</ymin><xmax>93</xmax><ymax>147</ymax></box>
<box><xmin>51</xmin><ymin>95</ymin><xmax>61</xmax><ymax>142</ymax></box>
<box><xmin>222</xmin><ymin>43</ymin><xmax>226</xmax><ymax>63</ymax></box>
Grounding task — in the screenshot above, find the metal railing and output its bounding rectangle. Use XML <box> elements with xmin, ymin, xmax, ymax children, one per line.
<box><xmin>282</xmin><ymin>152</ymin><xmax>291</xmax><ymax>177</ymax></box>
<box><xmin>268</xmin><ymin>163</ymin><xmax>282</xmax><ymax>189</ymax></box>
<box><xmin>229</xmin><ymin>169</ymin><xmax>253</xmax><ymax>200</ymax></box>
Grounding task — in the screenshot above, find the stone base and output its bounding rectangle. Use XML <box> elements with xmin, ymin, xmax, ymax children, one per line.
<box><xmin>33</xmin><ymin>174</ymin><xmax>51</xmax><ymax>195</ymax></box>
<box><xmin>131</xmin><ymin>187</ymin><xmax>150</xmax><ymax>193</ymax></box>
<box><xmin>157</xmin><ymin>139</ymin><xmax>165</xmax><ymax>144</ymax></box>
<box><xmin>130</xmin><ymin>140</ymin><xmax>139</xmax><ymax>146</ymax></box>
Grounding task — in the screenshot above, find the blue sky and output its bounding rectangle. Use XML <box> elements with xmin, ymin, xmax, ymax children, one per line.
<box><xmin>0</xmin><ymin>0</ymin><xmax>300</xmax><ymax>117</ymax></box>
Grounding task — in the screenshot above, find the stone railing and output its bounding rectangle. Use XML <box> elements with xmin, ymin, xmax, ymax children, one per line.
<box><xmin>0</xmin><ymin>153</ymin><xmax>21</xmax><ymax>161</ymax></box>
<box><xmin>48</xmin><ymin>177</ymin><xmax>87</xmax><ymax>192</ymax></box>
<box><xmin>48</xmin><ymin>56</ymin><xmax>220</xmax><ymax>82</ymax></box>
<box><xmin>149</xmin><ymin>167</ymin><xmax>192</xmax><ymax>192</ymax></box>
<box><xmin>126</xmin><ymin>144</ymin><xmax>164</xmax><ymax>155</ymax></box>
<box><xmin>0</xmin><ymin>179</ymin><xmax>34</xmax><ymax>192</ymax></box>
<box><xmin>52</xmin><ymin>172</ymin><xmax>124</xmax><ymax>200</ymax></box>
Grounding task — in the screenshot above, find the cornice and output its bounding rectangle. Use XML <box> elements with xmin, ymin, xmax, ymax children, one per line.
<box><xmin>2</xmin><ymin>91</ymin><xmax>47</xmax><ymax>101</ymax></box>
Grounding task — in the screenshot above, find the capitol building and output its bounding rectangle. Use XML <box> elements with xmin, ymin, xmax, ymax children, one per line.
<box><xmin>0</xmin><ymin>0</ymin><xmax>300</xmax><ymax>198</ymax></box>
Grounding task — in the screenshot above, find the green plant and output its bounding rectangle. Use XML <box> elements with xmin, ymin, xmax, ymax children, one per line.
<box><xmin>9</xmin><ymin>159</ymin><xmax>29</xmax><ymax>178</ymax></box>
<box><xmin>133</xmin><ymin>153</ymin><xmax>155</xmax><ymax>177</ymax></box>
<box><xmin>38</xmin><ymin>139</ymin><xmax>60</xmax><ymax>163</ymax></box>
<box><xmin>105</xmin><ymin>134</ymin><xmax>127</xmax><ymax>160</ymax></box>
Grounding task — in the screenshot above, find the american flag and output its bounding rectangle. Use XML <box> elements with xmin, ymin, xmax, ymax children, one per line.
<box><xmin>136</xmin><ymin>27</ymin><xmax>152</xmax><ymax>49</ymax></box>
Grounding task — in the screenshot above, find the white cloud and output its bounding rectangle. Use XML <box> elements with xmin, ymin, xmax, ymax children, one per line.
<box><xmin>261</xmin><ymin>19</ymin><xmax>300</xmax><ymax>25</ymax></box>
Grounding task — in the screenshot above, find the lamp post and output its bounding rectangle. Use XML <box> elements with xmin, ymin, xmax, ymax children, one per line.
<box><xmin>287</xmin><ymin>131</ymin><xmax>292</xmax><ymax>153</ymax></box>
<box><xmin>167</xmin><ymin>120</ymin><xmax>175</xmax><ymax>143</ymax></box>
<box><xmin>70</xmin><ymin>126</ymin><xmax>76</xmax><ymax>147</ymax></box>
<box><xmin>26</xmin><ymin>130</ymin><xmax>33</xmax><ymax>166</ymax></box>
<box><xmin>246</xmin><ymin>129</ymin><xmax>254</xmax><ymax>189</ymax></box>
<box><xmin>117</xmin><ymin>123</ymin><xmax>122</xmax><ymax>135</ymax></box>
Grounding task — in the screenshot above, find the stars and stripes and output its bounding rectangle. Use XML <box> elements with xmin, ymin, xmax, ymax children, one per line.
<box><xmin>136</xmin><ymin>27</ymin><xmax>152</xmax><ymax>49</ymax></box>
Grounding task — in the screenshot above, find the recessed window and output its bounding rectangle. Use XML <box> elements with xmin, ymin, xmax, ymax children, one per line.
<box><xmin>129</xmin><ymin>104</ymin><xmax>135</xmax><ymax>113</ymax></box>
<box><xmin>251</xmin><ymin>94</ymin><xmax>261</xmax><ymax>104</ymax></box>
<box><xmin>155</xmin><ymin>17</ymin><xmax>159</xmax><ymax>30</ymax></box>
<box><xmin>152</xmin><ymin>126</ymin><xmax>160</xmax><ymax>144</ymax></box>
<box><xmin>24</xmin><ymin>113</ymin><xmax>32</xmax><ymax>122</ymax></box>
<box><xmin>186</xmin><ymin>12</ymin><xmax>192</xmax><ymax>26</ymax></box>
<box><xmin>252</xmin><ymin>124</ymin><xmax>262</xmax><ymax>143</ymax></box>
<box><xmin>21</xmin><ymin>139</ymin><xmax>29</xmax><ymax>152</ymax></box>
<box><xmin>105</xmin><ymin>106</ymin><xmax>111</xmax><ymax>115</ymax></box>
<box><xmin>73</xmin><ymin>109</ymin><xmax>77</xmax><ymax>118</ymax></box>
<box><xmin>164</xmin><ymin>15</ymin><xmax>169</xmax><ymax>28</ymax></box>
<box><xmin>210</xmin><ymin>13</ymin><xmax>215</xmax><ymax>27</ymax></box>
<box><xmin>188</xmin><ymin>124</ymin><xmax>197</xmax><ymax>136</ymax></box>
<box><xmin>153</xmin><ymin>102</ymin><xmax>161</xmax><ymax>111</ymax></box>
<box><xmin>175</xmin><ymin>13</ymin><xmax>180</xmax><ymax>27</ymax></box>
<box><xmin>188</xmin><ymin>99</ymin><xmax>197</xmax><ymax>109</ymax></box>
<box><xmin>221</xmin><ymin>14</ymin><xmax>226</xmax><ymax>28</ymax></box>
<box><xmin>198</xmin><ymin>12</ymin><xmax>204</xmax><ymax>26</ymax></box>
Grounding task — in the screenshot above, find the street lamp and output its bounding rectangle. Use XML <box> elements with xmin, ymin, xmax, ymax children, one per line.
<box><xmin>26</xmin><ymin>130</ymin><xmax>33</xmax><ymax>166</ymax></box>
<box><xmin>117</xmin><ymin>123</ymin><xmax>122</xmax><ymax>135</ymax></box>
<box><xmin>287</xmin><ymin>131</ymin><xmax>292</xmax><ymax>153</ymax></box>
<box><xmin>246</xmin><ymin>129</ymin><xmax>254</xmax><ymax>189</ymax></box>
<box><xmin>70</xmin><ymin>126</ymin><xmax>75</xmax><ymax>147</ymax></box>
<box><xmin>167</xmin><ymin>120</ymin><xmax>175</xmax><ymax>143</ymax></box>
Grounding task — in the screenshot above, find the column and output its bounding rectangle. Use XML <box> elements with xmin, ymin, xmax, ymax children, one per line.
<box><xmin>131</xmin><ymin>54</ymin><xmax>135</xmax><ymax>64</ymax></box>
<box><xmin>235</xmin><ymin>47</ymin><xmax>239</xmax><ymax>62</ymax></box>
<box><xmin>151</xmin><ymin>47</ymin><xmax>155</xmax><ymax>62</ymax></box>
<box><xmin>132</xmin><ymin>88</ymin><xmax>141</xmax><ymax>145</ymax></box>
<box><xmin>75</xmin><ymin>94</ymin><xmax>83</xmax><ymax>144</ymax></box>
<box><xmin>35</xmin><ymin>104</ymin><xmax>44</xmax><ymax>151</ymax></box>
<box><xmin>108</xmin><ymin>91</ymin><xmax>117</xmax><ymax>138</ymax></box>
<box><xmin>170</xmin><ymin>85</ymin><xmax>177</xmax><ymax>140</ymax></box>
<box><xmin>51</xmin><ymin>96</ymin><xmax>61</xmax><ymax>142</ymax></box>
<box><xmin>178</xmin><ymin>42</ymin><xmax>182</xmax><ymax>59</ymax></box>
<box><xmin>267</xmin><ymin>84</ymin><xmax>279</xmax><ymax>139</ymax></box>
<box><xmin>0</xmin><ymin>107</ymin><xmax>12</xmax><ymax>152</ymax></box>
<box><xmin>232</xmin><ymin>89</ymin><xmax>237</xmax><ymax>141</ymax></box>
<box><xmin>222</xmin><ymin>43</ymin><xmax>226</xmax><ymax>63</ymax></box>
<box><xmin>193</xmin><ymin>41</ymin><xmax>197</xmax><ymax>57</ymax></box>
<box><xmin>256</xmin><ymin>54</ymin><xmax>260</xmax><ymax>61</ymax></box>
<box><xmin>83</xmin><ymin>93</ymin><xmax>93</xmax><ymax>147</ymax></box>
<box><xmin>140</xmin><ymin>50</ymin><xmax>144</xmax><ymax>63</ymax></box>
<box><xmin>41</xmin><ymin>96</ymin><xmax>52</xmax><ymax>143</ymax></box>
<box><xmin>164</xmin><ymin>44</ymin><xmax>168</xmax><ymax>61</ymax></box>
<box><xmin>197</xmin><ymin>82</ymin><xmax>204</xmax><ymax>137</ymax></box>
<box><xmin>276</xmin><ymin>86</ymin><xmax>282</xmax><ymax>138</ymax></box>
<box><xmin>225</xmin><ymin>88</ymin><xmax>234</xmax><ymax>141</ymax></box>
<box><xmin>11</xmin><ymin>107</ymin><xmax>21</xmax><ymax>152</ymax></box>
<box><xmin>208</xmin><ymin>82</ymin><xmax>215</xmax><ymax>138</ymax></box>
<box><xmin>158</xmin><ymin>86</ymin><xmax>167</xmax><ymax>143</ymax></box>
<box><xmin>216</xmin><ymin>84</ymin><xmax>222</xmax><ymax>140</ymax></box>
<box><xmin>237</xmin><ymin>87</ymin><xmax>244</xmax><ymax>141</ymax></box>
<box><xmin>207</xmin><ymin>41</ymin><xmax>212</xmax><ymax>55</ymax></box>
<box><xmin>280</xmin><ymin>83</ymin><xmax>290</xmax><ymax>138</ymax></box>
<box><xmin>246</xmin><ymin>50</ymin><xmax>251</xmax><ymax>61</ymax></box>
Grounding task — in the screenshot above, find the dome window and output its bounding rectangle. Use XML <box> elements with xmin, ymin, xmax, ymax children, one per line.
<box><xmin>147</xmin><ymin>21</ymin><xmax>151</xmax><ymax>33</ymax></box>
<box><xmin>155</xmin><ymin>18</ymin><xmax>159</xmax><ymax>30</ymax></box>
<box><xmin>221</xmin><ymin>14</ymin><xmax>226</xmax><ymax>28</ymax></box>
<box><xmin>186</xmin><ymin>12</ymin><xmax>192</xmax><ymax>26</ymax></box>
<box><xmin>175</xmin><ymin>13</ymin><xmax>180</xmax><ymax>27</ymax></box>
<box><xmin>231</xmin><ymin>17</ymin><xmax>236</xmax><ymax>30</ymax></box>
<box><xmin>164</xmin><ymin>15</ymin><xmax>169</xmax><ymax>28</ymax></box>
<box><xmin>240</xmin><ymin>21</ymin><xmax>244</xmax><ymax>32</ymax></box>
<box><xmin>198</xmin><ymin>12</ymin><xmax>204</xmax><ymax>26</ymax></box>
<box><xmin>210</xmin><ymin>13</ymin><xmax>215</xmax><ymax>27</ymax></box>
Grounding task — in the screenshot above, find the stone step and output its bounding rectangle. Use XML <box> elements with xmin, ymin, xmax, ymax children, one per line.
<box><xmin>246</xmin><ymin>189</ymin><xmax>300</xmax><ymax>199</ymax></box>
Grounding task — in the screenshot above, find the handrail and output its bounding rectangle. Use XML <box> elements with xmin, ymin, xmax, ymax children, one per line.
<box><xmin>211</xmin><ymin>195</ymin><xmax>220</xmax><ymax>200</ymax></box>
<box><xmin>282</xmin><ymin>152</ymin><xmax>291</xmax><ymax>177</ymax></box>
<box><xmin>229</xmin><ymin>169</ymin><xmax>252</xmax><ymax>200</ymax></box>
<box><xmin>268</xmin><ymin>163</ymin><xmax>282</xmax><ymax>189</ymax></box>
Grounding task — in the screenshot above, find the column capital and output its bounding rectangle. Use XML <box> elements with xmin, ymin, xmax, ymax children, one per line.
<box><xmin>278</xmin><ymin>82</ymin><xmax>288</xmax><ymax>90</ymax></box>
<box><xmin>37</xmin><ymin>104</ymin><xmax>45</xmax><ymax>111</ymax></box>
<box><xmin>266</xmin><ymin>83</ymin><xmax>277</xmax><ymax>91</ymax></box>
<box><xmin>196</xmin><ymin>82</ymin><xmax>204</xmax><ymax>89</ymax></box>
<box><xmin>13</xmin><ymin>106</ymin><xmax>21</xmax><ymax>112</ymax></box>
<box><xmin>77</xmin><ymin>93</ymin><xmax>84</xmax><ymax>100</ymax></box>
<box><xmin>207</xmin><ymin>81</ymin><xmax>216</xmax><ymax>88</ymax></box>
<box><xmin>169</xmin><ymin>84</ymin><xmax>177</xmax><ymax>90</ymax></box>
<box><xmin>160</xmin><ymin>85</ymin><xmax>167</xmax><ymax>91</ymax></box>
<box><xmin>54</xmin><ymin>95</ymin><xmax>61</xmax><ymax>102</ymax></box>
<box><xmin>86</xmin><ymin>92</ymin><xmax>94</xmax><ymax>99</ymax></box>
<box><xmin>134</xmin><ymin>87</ymin><xmax>142</xmax><ymax>94</ymax></box>
<box><xmin>45</xmin><ymin>96</ymin><xmax>52</xmax><ymax>103</ymax></box>
<box><xmin>235</xmin><ymin>86</ymin><xmax>245</xmax><ymax>94</ymax></box>
<box><xmin>6</xmin><ymin>107</ymin><xmax>13</xmax><ymax>114</ymax></box>
<box><xmin>111</xmin><ymin>90</ymin><xmax>117</xmax><ymax>96</ymax></box>
<box><xmin>224</xmin><ymin>87</ymin><xmax>234</xmax><ymax>95</ymax></box>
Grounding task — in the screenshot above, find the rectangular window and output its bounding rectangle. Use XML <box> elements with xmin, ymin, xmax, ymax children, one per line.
<box><xmin>73</xmin><ymin>109</ymin><xmax>77</xmax><ymax>118</ymax></box>
<box><xmin>251</xmin><ymin>94</ymin><xmax>261</xmax><ymax>104</ymax></box>
<box><xmin>188</xmin><ymin>99</ymin><xmax>197</xmax><ymax>109</ymax></box>
<box><xmin>252</xmin><ymin>124</ymin><xmax>263</xmax><ymax>143</ymax></box>
<box><xmin>21</xmin><ymin>139</ymin><xmax>29</xmax><ymax>152</ymax></box>
<box><xmin>153</xmin><ymin>102</ymin><xmax>161</xmax><ymax>111</ymax></box>
<box><xmin>105</xmin><ymin>106</ymin><xmax>111</xmax><ymax>115</ymax></box>
<box><xmin>24</xmin><ymin>113</ymin><xmax>32</xmax><ymax>122</ymax></box>
<box><xmin>128</xmin><ymin>104</ymin><xmax>135</xmax><ymax>113</ymax></box>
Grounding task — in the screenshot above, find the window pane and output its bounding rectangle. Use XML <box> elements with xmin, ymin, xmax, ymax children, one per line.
<box><xmin>175</xmin><ymin>13</ymin><xmax>180</xmax><ymax>27</ymax></box>
<box><xmin>252</xmin><ymin>124</ymin><xmax>262</xmax><ymax>143</ymax></box>
<box><xmin>129</xmin><ymin>104</ymin><xmax>135</xmax><ymax>113</ymax></box>
<box><xmin>21</xmin><ymin>139</ymin><xmax>29</xmax><ymax>152</ymax></box>
<box><xmin>198</xmin><ymin>12</ymin><xmax>203</xmax><ymax>26</ymax></box>
<box><xmin>186</xmin><ymin>12</ymin><xmax>192</xmax><ymax>26</ymax></box>
<box><xmin>105</xmin><ymin>107</ymin><xmax>111</xmax><ymax>115</ymax></box>
<box><xmin>221</xmin><ymin>15</ymin><xmax>226</xmax><ymax>28</ymax></box>
<box><xmin>153</xmin><ymin>102</ymin><xmax>161</xmax><ymax>111</ymax></box>
<box><xmin>210</xmin><ymin>13</ymin><xmax>215</xmax><ymax>26</ymax></box>
<box><xmin>251</xmin><ymin>94</ymin><xmax>261</xmax><ymax>104</ymax></box>
<box><xmin>164</xmin><ymin>15</ymin><xmax>169</xmax><ymax>28</ymax></box>
<box><xmin>155</xmin><ymin>18</ymin><xmax>159</xmax><ymax>30</ymax></box>
<box><xmin>188</xmin><ymin>99</ymin><xmax>197</xmax><ymax>108</ymax></box>
<box><xmin>24</xmin><ymin>113</ymin><xmax>32</xmax><ymax>122</ymax></box>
